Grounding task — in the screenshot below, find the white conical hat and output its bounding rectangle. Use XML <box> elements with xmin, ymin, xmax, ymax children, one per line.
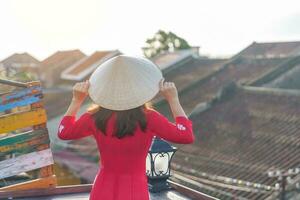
<box><xmin>88</xmin><ymin>55</ymin><xmax>163</xmax><ymax>110</ymax></box>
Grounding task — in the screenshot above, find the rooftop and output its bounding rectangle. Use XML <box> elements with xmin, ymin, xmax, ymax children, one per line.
<box><xmin>0</xmin><ymin>52</ymin><xmax>40</xmax><ymax>68</ymax></box>
<box><xmin>239</xmin><ymin>41</ymin><xmax>300</xmax><ymax>58</ymax></box>
<box><xmin>157</xmin><ymin>56</ymin><xmax>287</xmax><ymax>118</ymax></box>
<box><xmin>152</xmin><ymin>57</ymin><xmax>227</xmax><ymax>104</ymax></box>
<box><xmin>255</xmin><ymin>56</ymin><xmax>300</xmax><ymax>90</ymax></box>
<box><xmin>163</xmin><ymin>58</ymin><xmax>227</xmax><ymax>92</ymax></box>
<box><xmin>173</xmin><ymin>84</ymin><xmax>300</xmax><ymax>199</ymax></box>
<box><xmin>151</xmin><ymin>50</ymin><xmax>197</xmax><ymax>72</ymax></box>
<box><xmin>60</xmin><ymin>50</ymin><xmax>120</xmax><ymax>81</ymax></box>
<box><xmin>38</xmin><ymin>50</ymin><xmax>86</xmax><ymax>71</ymax></box>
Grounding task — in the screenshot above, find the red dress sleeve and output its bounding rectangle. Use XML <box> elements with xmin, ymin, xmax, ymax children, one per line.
<box><xmin>146</xmin><ymin>109</ymin><xmax>195</xmax><ymax>144</ymax></box>
<box><xmin>57</xmin><ymin>112</ymin><xmax>95</xmax><ymax>140</ymax></box>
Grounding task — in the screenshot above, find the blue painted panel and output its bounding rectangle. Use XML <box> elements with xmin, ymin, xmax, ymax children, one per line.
<box><xmin>0</xmin><ymin>86</ymin><xmax>42</xmax><ymax>104</ymax></box>
<box><xmin>0</xmin><ymin>96</ymin><xmax>41</xmax><ymax>112</ymax></box>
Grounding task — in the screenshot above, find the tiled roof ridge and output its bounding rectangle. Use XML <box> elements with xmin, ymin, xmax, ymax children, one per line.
<box><xmin>249</xmin><ymin>55</ymin><xmax>300</xmax><ymax>86</ymax></box>
<box><xmin>190</xmin><ymin>83</ymin><xmax>300</xmax><ymax>118</ymax></box>
<box><xmin>243</xmin><ymin>85</ymin><xmax>300</xmax><ymax>97</ymax></box>
<box><xmin>252</xmin><ymin>40</ymin><xmax>300</xmax><ymax>45</ymax></box>
<box><xmin>241</xmin><ymin>41</ymin><xmax>300</xmax><ymax>55</ymax></box>
<box><xmin>234</xmin><ymin>40</ymin><xmax>300</xmax><ymax>61</ymax></box>
<box><xmin>41</xmin><ymin>49</ymin><xmax>84</xmax><ymax>64</ymax></box>
<box><xmin>93</xmin><ymin>49</ymin><xmax>119</xmax><ymax>54</ymax></box>
<box><xmin>151</xmin><ymin>49</ymin><xmax>193</xmax><ymax>60</ymax></box>
<box><xmin>0</xmin><ymin>52</ymin><xmax>40</xmax><ymax>63</ymax></box>
<box><xmin>9</xmin><ymin>52</ymin><xmax>36</xmax><ymax>58</ymax></box>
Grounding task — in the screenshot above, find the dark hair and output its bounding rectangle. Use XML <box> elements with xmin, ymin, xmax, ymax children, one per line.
<box><xmin>88</xmin><ymin>103</ymin><xmax>152</xmax><ymax>139</ymax></box>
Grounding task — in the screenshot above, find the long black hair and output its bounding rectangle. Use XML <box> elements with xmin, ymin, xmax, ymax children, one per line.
<box><xmin>88</xmin><ymin>103</ymin><xmax>152</xmax><ymax>139</ymax></box>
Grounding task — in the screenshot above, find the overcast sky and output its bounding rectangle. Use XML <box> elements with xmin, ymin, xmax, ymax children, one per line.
<box><xmin>0</xmin><ymin>0</ymin><xmax>300</xmax><ymax>61</ymax></box>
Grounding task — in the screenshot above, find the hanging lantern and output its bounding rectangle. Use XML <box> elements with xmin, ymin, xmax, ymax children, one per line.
<box><xmin>146</xmin><ymin>136</ymin><xmax>177</xmax><ymax>193</ymax></box>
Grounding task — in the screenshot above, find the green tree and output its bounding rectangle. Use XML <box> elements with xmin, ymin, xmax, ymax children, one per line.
<box><xmin>143</xmin><ymin>30</ymin><xmax>191</xmax><ymax>58</ymax></box>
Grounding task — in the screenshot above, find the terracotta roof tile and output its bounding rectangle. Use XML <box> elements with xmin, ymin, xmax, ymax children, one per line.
<box><xmin>39</xmin><ymin>50</ymin><xmax>86</xmax><ymax>70</ymax></box>
<box><xmin>61</xmin><ymin>50</ymin><xmax>120</xmax><ymax>81</ymax></box>
<box><xmin>69</xmin><ymin>51</ymin><xmax>113</xmax><ymax>75</ymax></box>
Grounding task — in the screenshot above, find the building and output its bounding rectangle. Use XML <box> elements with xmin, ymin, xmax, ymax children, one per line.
<box><xmin>0</xmin><ymin>52</ymin><xmax>40</xmax><ymax>77</ymax></box>
<box><xmin>238</xmin><ymin>41</ymin><xmax>300</xmax><ymax>58</ymax></box>
<box><xmin>151</xmin><ymin>48</ymin><xmax>200</xmax><ymax>73</ymax></box>
<box><xmin>60</xmin><ymin>50</ymin><xmax>121</xmax><ymax>84</ymax></box>
<box><xmin>156</xmin><ymin>41</ymin><xmax>300</xmax><ymax>119</ymax></box>
<box><xmin>251</xmin><ymin>56</ymin><xmax>300</xmax><ymax>90</ymax></box>
<box><xmin>38</xmin><ymin>50</ymin><xmax>86</xmax><ymax>88</ymax></box>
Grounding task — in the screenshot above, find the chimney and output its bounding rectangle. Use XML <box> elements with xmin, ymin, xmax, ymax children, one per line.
<box><xmin>191</xmin><ymin>46</ymin><xmax>200</xmax><ymax>57</ymax></box>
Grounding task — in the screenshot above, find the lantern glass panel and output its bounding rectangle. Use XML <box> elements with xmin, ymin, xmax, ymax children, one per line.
<box><xmin>153</xmin><ymin>152</ymin><xmax>174</xmax><ymax>176</ymax></box>
<box><xmin>146</xmin><ymin>154</ymin><xmax>151</xmax><ymax>176</ymax></box>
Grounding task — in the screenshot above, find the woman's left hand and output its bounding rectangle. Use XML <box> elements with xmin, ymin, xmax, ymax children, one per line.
<box><xmin>72</xmin><ymin>80</ymin><xmax>90</xmax><ymax>104</ymax></box>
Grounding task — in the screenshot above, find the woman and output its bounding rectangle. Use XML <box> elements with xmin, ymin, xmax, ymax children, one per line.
<box><xmin>57</xmin><ymin>55</ymin><xmax>195</xmax><ymax>200</ymax></box>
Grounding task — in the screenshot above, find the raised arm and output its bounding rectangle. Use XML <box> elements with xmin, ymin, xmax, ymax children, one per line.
<box><xmin>147</xmin><ymin>79</ymin><xmax>195</xmax><ymax>144</ymax></box>
<box><xmin>159</xmin><ymin>79</ymin><xmax>187</xmax><ymax>119</ymax></box>
<box><xmin>58</xmin><ymin>112</ymin><xmax>95</xmax><ymax>140</ymax></box>
<box><xmin>147</xmin><ymin>109</ymin><xmax>194</xmax><ymax>144</ymax></box>
<box><xmin>57</xmin><ymin>80</ymin><xmax>95</xmax><ymax>140</ymax></box>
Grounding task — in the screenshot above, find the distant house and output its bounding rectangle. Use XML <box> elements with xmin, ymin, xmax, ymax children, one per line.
<box><xmin>152</xmin><ymin>56</ymin><xmax>227</xmax><ymax>106</ymax></box>
<box><xmin>156</xmin><ymin>42</ymin><xmax>300</xmax><ymax>118</ymax></box>
<box><xmin>239</xmin><ymin>41</ymin><xmax>300</xmax><ymax>58</ymax></box>
<box><xmin>151</xmin><ymin>48</ymin><xmax>200</xmax><ymax>74</ymax></box>
<box><xmin>60</xmin><ymin>50</ymin><xmax>121</xmax><ymax>83</ymax></box>
<box><xmin>235</xmin><ymin>41</ymin><xmax>300</xmax><ymax>90</ymax></box>
<box><xmin>0</xmin><ymin>53</ymin><xmax>40</xmax><ymax>77</ymax></box>
<box><xmin>38</xmin><ymin>50</ymin><xmax>86</xmax><ymax>88</ymax></box>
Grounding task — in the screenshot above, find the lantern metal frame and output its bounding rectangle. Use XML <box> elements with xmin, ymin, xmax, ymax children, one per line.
<box><xmin>147</xmin><ymin>136</ymin><xmax>177</xmax><ymax>193</ymax></box>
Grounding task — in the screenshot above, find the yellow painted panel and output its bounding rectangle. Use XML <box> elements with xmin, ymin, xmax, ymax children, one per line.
<box><xmin>0</xmin><ymin>175</ymin><xmax>57</xmax><ymax>191</ymax></box>
<box><xmin>0</xmin><ymin>109</ymin><xmax>47</xmax><ymax>134</ymax></box>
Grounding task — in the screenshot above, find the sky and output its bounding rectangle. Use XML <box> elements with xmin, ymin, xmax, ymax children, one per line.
<box><xmin>0</xmin><ymin>0</ymin><xmax>300</xmax><ymax>61</ymax></box>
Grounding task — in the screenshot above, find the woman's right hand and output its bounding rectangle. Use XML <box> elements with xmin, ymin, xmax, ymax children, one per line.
<box><xmin>72</xmin><ymin>80</ymin><xmax>90</xmax><ymax>104</ymax></box>
<box><xmin>159</xmin><ymin>78</ymin><xmax>179</xmax><ymax>102</ymax></box>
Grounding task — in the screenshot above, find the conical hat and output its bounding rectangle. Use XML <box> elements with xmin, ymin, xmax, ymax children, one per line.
<box><xmin>88</xmin><ymin>55</ymin><xmax>163</xmax><ymax>110</ymax></box>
